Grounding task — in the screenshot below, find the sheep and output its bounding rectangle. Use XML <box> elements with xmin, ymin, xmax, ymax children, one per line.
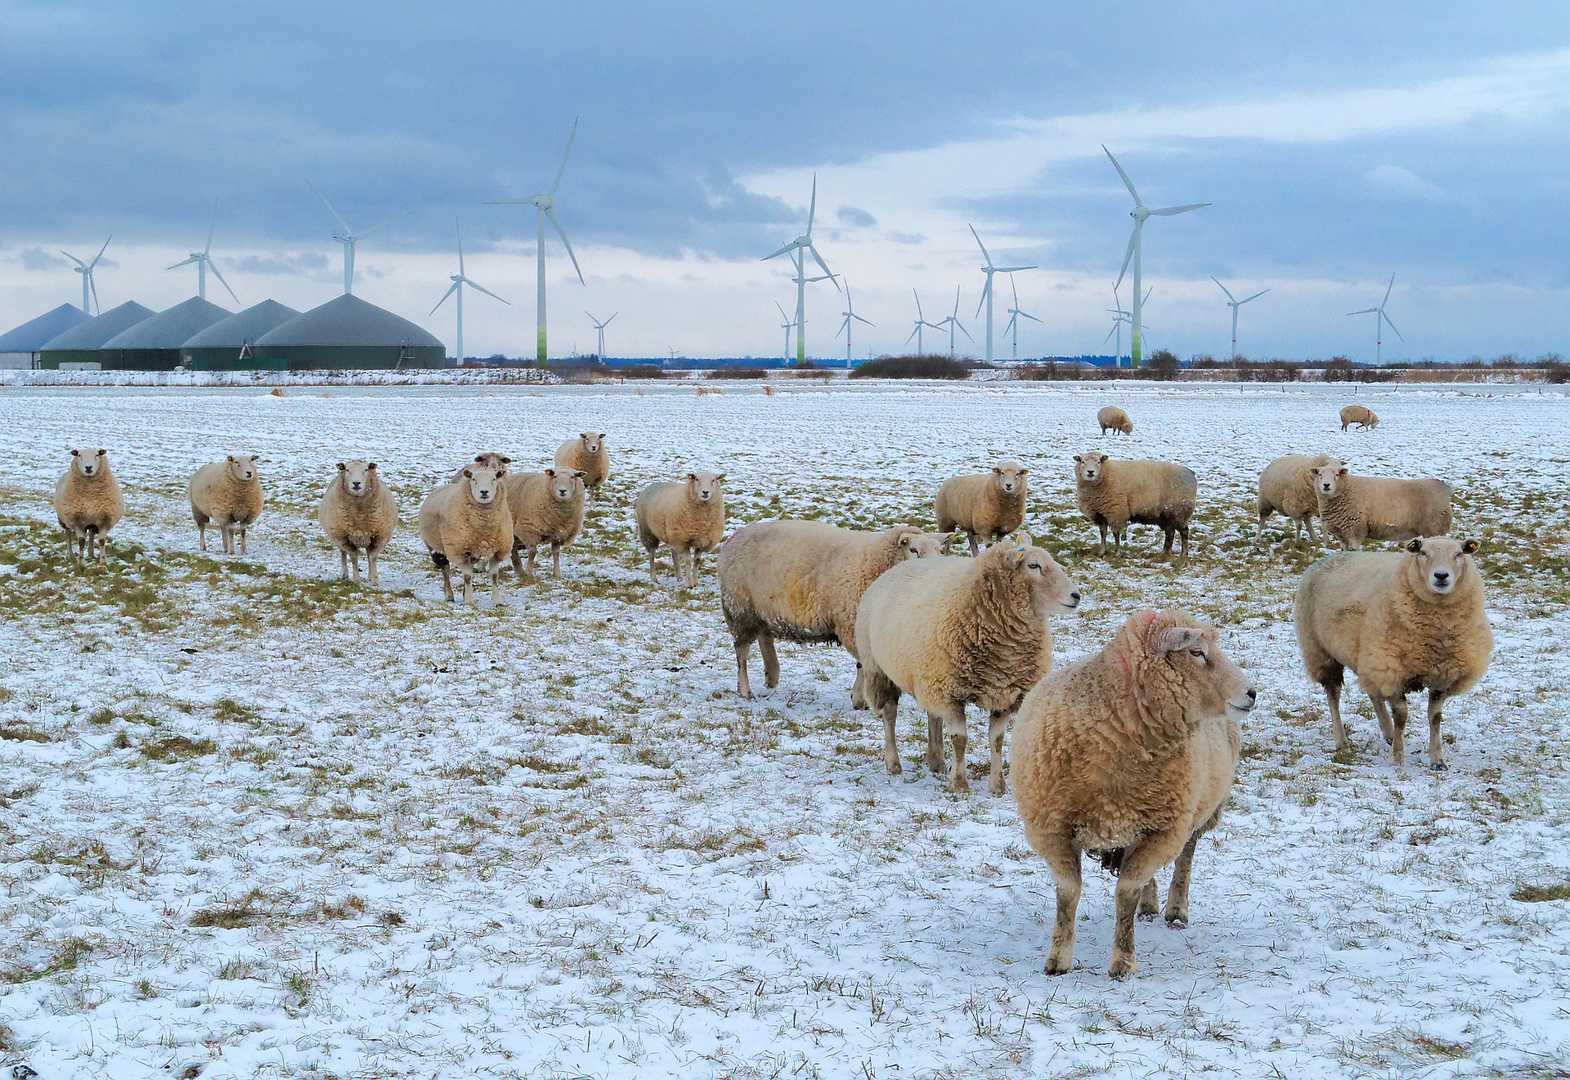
<box><xmin>504</xmin><ymin>467</ymin><xmax>586</xmax><ymax>581</ymax></box>
<box><xmin>935</xmin><ymin>461</ymin><xmax>1029</xmax><ymax>556</ymax></box>
<box><xmin>1340</xmin><ymin>405</ymin><xmax>1378</xmax><ymax>431</ymax></box>
<box><xmin>554</xmin><ymin>433</ymin><xmax>609</xmax><ymax>501</ymax></box>
<box><xmin>449</xmin><ymin>452</ymin><xmax>511</xmax><ymax>483</ymax></box>
<box><xmin>1097</xmin><ymin>406</ymin><xmax>1134</xmax><ymax>435</ymax></box>
<box><xmin>1294</xmin><ymin>536</ymin><xmax>1492</xmax><ymax>769</ymax></box>
<box><xmin>189</xmin><ymin>455</ymin><xmax>264</xmax><ymax>555</ymax></box>
<box><xmin>717</xmin><ymin>521</ymin><xmax>946</xmax><ymax>700</ymax></box>
<box><xmin>318</xmin><ymin>460</ymin><xmax>398</xmax><ymax>586</ymax></box>
<box><xmin>1010</xmin><ymin>609</ymin><xmax>1254</xmax><ymax>979</ymax></box>
<box><xmin>634</xmin><ymin>471</ymin><xmax>726</xmax><ymax>589</ymax></box>
<box><xmin>1073</xmin><ymin>451</ymin><xmax>1197</xmax><ymax>557</ymax></box>
<box><xmin>855</xmin><ymin>539</ymin><xmax>1081</xmax><ymax>795</ymax></box>
<box><xmin>53</xmin><ymin>448</ymin><xmax>124</xmax><ymax>564</ymax></box>
<box><xmin>416</xmin><ymin>464</ymin><xmax>513</xmax><ymax>605</ymax></box>
<box><xmin>1254</xmin><ymin>453</ymin><xmax>1341</xmax><ymax>548</ymax></box>
<box><xmin>1309</xmin><ymin>463</ymin><xmax>1452</xmax><ymax>550</ymax></box>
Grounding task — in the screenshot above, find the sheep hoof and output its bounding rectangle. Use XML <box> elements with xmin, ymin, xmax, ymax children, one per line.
<box><xmin>1108</xmin><ymin>965</ymin><xmax>1133</xmax><ymax>982</ymax></box>
<box><xmin>1137</xmin><ymin>911</ymin><xmax>1157</xmax><ymax>922</ymax></box>
<box><xmin>1044</xmin><ymin>961</ymin><xmax>1070</xmax><ymax>977</ymax></box>
<box><xmin>949</xmin><ymin>775</ymin><xmax>970</xmax><ymax>794</ymax></box>
<box><xmin>1166</xmin><ymin>915</ymin><xmax>1188</xmax><ymax>929</ymax></box>
<box><xmin>1429</xmin><ymin>760</ymin><xmax>1448</xmax><ymax>772</ymax></box>
<box><xmin>988</xmin><ymin>776</ymin><xmax>1006</xmax><ymax>797</ymax></box>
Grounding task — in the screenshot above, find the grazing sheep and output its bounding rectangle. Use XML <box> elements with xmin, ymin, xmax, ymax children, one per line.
<box><xmin>189</xmin><ymin>455</ymin><xmax>264</xmax><ymax>555</ymax></box>
<box><xmin>717</xmin><ymin>521</ymin><xmax>945</xmax><ymax>699</ymax></box>
<box><xmin>417</xmin><ymin>464</ymin><xmax>513</xmax><ymax>605</ymax></box>
<box><xmin>1340</xmin><ymin>405</ymin><xmax>1379</xmax><ymax>431</ymax></box>
<box><xmin>1073</xmin><ymin>451</ymin><xmax>1197</xmax><ymax>557</ymax></box>
<box><xmin>318</xmin><ymin>460</ymin><xmax>398</xmax><ymax>586</ymax></box>
<box><xmin>1255</xmin><ymin>453</ymin><xmax>1341</xmax><ymax>548</ymax></box>
<box><xmin>53</xmin><ymin>448</ymin><xmax>124</xmax><ymax>564</ymax></box>
<box><xmin>935</xmin><ymin>461</ymin><xmax>1029</xmax><ymax>556</ymax></box>
<box><xmin>1011</xmin><ymin>609</ymin><xmax>1254</xmax><ymax>979</ymax></box>
<box><xmin>1097</xmin><ymin>406</ymin><xmax>1134</xmax><ymax>435</ymax></box>
<box><xmin>449</xmin><ymin>452</ymin><xmax>512</xmax><ymax>483</ymax></box>
<box><xmin>855</xmin><ymin>540</ymin><xmax>1081</xmax><ymax>795</ymax></box>
<box><xmin>1294</xmin><ymin>536</ymin><xmax>1492</xmax><ymax>769</ymax></box>
<box><xmin>504</xmin><ymin>467</ymin><xmax>586</xmax><ymax>581</ymax></box>
<box><xmin>634</xmin><ymin>471</ymin><xmax>726</xmax><ymax>589</ymax></box>
<box><xmin>554</xmin><ymin>433</ymin><xmax>609</xmax><ymax>501</ymax></box>
<box><xmin>1309</xmin><ymin>463</ymin><xmax>1452</xmax><ymax>550</ymax></box>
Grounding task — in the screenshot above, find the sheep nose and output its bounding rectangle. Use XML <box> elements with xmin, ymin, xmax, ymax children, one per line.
<box><xmin>1246</xmin><ymin>688</ymin><xmax>1257</xmax><ymax>702</ymax></box>
<box><xmin>1433</xmin><ymin>570</ymin><xmax>1450</xmax><ymax>584</ymax></box>
<box><xmin>1069</xmin><ymin>591</ymin><xmax>1081</xmax><ymax>602</ymax></box>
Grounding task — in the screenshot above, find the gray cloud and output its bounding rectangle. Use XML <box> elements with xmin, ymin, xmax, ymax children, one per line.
<box><xmin>230</xmin><ymin>252</ymin><xmax>330</xmax><ymax>276</ymax></box>
<box><xmin>18</xmin><ymin>248</ymin><xmax>67</xmax><ymax>270</ymax></box>
<box><xmin>837</xmin><ymin>206</ymin><xmax>877</xmax><ymax>227</ymax></box>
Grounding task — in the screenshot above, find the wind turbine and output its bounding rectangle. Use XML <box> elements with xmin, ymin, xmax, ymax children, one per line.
<box><xmin>1104</xmin><ymin>146</ymin><xmax>1209</xmax><ymax>367</ymax></box>
<box><xmin>762</xmin><ymin>174</ymin><xmax>839</xmax><ymax>364</ymax></box>
<box><xmin>969</xmin><ymin>225</ymin><xmax>1036</xmax><ymax>364</ymax></box>
<box><xmin>1211</xmin><ymin>278</ymin><xmax>1269</xmax><ymax>359</ymax></box>
<box><xmin>431</xmin><ymin>218</ymin><xmax>509</xmax><ymax>364</ymax></box>
<box><xmin>168</xmin><ymin>200</ymin><xmax>239</xmax><ymax>304</ymax></box>
<box><xmin>836</xmin><ymin>280</ymin><xmax>874</xmax><ymax>367</ymax></box>
<box><xmin>936</xmin><ymin>286</ymin><xmax>972</xmax><ymax>358</ymax></box>
<box><xmin>308</xmin><ymin>181</ymin><xmax>414</xmax><ymax>297</ymax></box>
<box><xmin>904</xmin><ymin>289</ymin><xmax>943</xmax><ymax>355</ymax></box>
<box><xmin>1347</xmin><ymin>273</ymin><xmax>1403</xmax><ymax>366</ymax></box>
<box><xmin>775</xmin><ymin>302</ymin><xmax>796</xmax><ymax>360</ymax></box>
<box><xmin>485</xmin><ymin>118</ymin><xmax>587</xmax><ymax>367</ymax></box>
<box><xmin>586</xmin><ymin>311</ymin><xmax>617</xmax><ymax>359</ymax></box>
<box><xmin>61</xmin><ymin>236</ymin><xmax>111</xmax><ymax>315</ymax></box>
<box><xmin>1104</xmin><ymin>283</ymin><xmax>1150</xmax><ymax>364</ymax></box>
<box><xmin>1002</xmin><ymin>274</ymin><xmax>1041</xmax><ymax>361</ymax></box>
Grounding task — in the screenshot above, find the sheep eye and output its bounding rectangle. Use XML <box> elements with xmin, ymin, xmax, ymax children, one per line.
<box><xmin>1189</xmin><ymin>648</ymin><xmax>1206</xmax><ymax>659</ymax></box>
<box><xmin>1027</xmin><ymin>561</ymin><xmax>1040</xmax><ymax>569</ymax></box>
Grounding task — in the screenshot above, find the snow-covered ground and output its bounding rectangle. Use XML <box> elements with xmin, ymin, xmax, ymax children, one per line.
<box><xmin>1</xmin><ymin>380</ymin><xmax>1567</xmax><ymax>1079</ymax></box>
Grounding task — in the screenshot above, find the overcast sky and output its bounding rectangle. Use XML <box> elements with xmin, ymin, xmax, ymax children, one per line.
<box><xmin>3</xmin><ymin>1</ymin><xmax>1568</xmax><ymax>361</ymax></box>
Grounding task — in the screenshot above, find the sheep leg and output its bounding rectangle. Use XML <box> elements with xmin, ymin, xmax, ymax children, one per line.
<box><xmin>1164</xmin><ymin>829</ymin><xmax>1205</xmax><ymax>927</ymax></box>
<box><xmin>1325</xmin><ymin>679</ymin><xmax>1349</xmax><ymax>750</ymax></box>
<box><xmin>510</xmin><ymin>539</ymin><xmax>527</xmax><ymax>579</ymax></box>
<box><xmin>239</xmin><ymin>526</ymin><xmax>248</xmax><ymax>555</ymax></box>
<box><xmin>367</xmin><ymin>550</ymin><xmax>379</xmax><ymax>587</ymax></box>
<box><xmin>967</xmin><ymin>532</ymin><xmax>979</xmax><ymax>557</ymax></box>
<box><xmin>1162</xmin><ymin>525</ymin><xmax>1174</xmax><ymax>553</ymax></box>
<box><xmin>351</xmin><ymin>550</ymin><xmax>363</xmax><ymax>584</ymax></box>
<box><xmin>645</xmin><ymin>545</ymin><xmax>661</xmax><ymax>585</ymax></box>
<box><xmin>61</xmin><ymin>527</ymin><xmax>73</xmax><ymax>558</ymax></box>
<box><xmin>688</xmin><ymin>549</ymin><xmax>702</xmax><ymax>588</ymax></box>
<box><xmin>338</xmin><ymin>548</ymin><xmax>349</xmax><ymax>581</ymax></box>
<box><xmin>197</xmin><ymin>521</ymin><xmax>208</xmax><ymax>552</ymax></box>
<box><xmin>220</xmin><ymin>523</ymin><xmax>233</xmax><ymax>555</ymax></box>
<box><xmin>849</xmin><ymin>661</ymin><xmax>868</xmax><ymax>710</ymax></box>
<box><xmin>1039</xmin><ymin>838</ymin><xmax>1082</xmax><ymax>975</ymax></box>
<box><xmin>1386</xmin><ymin>695</ymin><xmax>1410</xmax><ymax>767</ymax></box>
<box><xmin>1368</xmin><ymin>693</ymin><xmax>1395</xmax><ymax>747</ymax></box>
<box><xmin>551</xmin><ymin>543</ymin><xmax>563</xmax><ymax>581</ymax></box>
<box><xmin>489</xmin><ymin>557</ymin><xmax>502</xmax><ymax>606</ymax></box>
<box><xmin>1096</xmin><ymin>522</ymin><xmax>1108</xmax><ymax>556</ymax></box>
<box><xmin>459</xmin><ymin>563</ymin><xmax>475</xmax><ymax>605</ymax></box>
<box><xmin>1426</xmin><ymin>689</ymin><xmax>1449</xmax><ymax>770</ymax></box>
<box><xmin>925</xmin><ymin>713</ymin><xmax>946</xmax><ymax>776</ymax></box>
<box><xmin>439</xmin><ymin>563</ymin><xmax>456</xmax><ymax>602</ymax></box>
<box><xmin>760</xmin><ymin>631</ymin><xmax>780</xmax><ymax>690</ymax></box>
<box><xmin>880</xmin><ymin>700</ymin><xmax>902</xmax><ymax>776</ymax></box>
<box><xmin>1109</xmin><ymin>830</ymin><xmax>1191</xmax><ymax>979</ymax></box>
<box><xmin>986</xmin><ymin>709</ymin><xmax>1009</xmax><ymax>796</ymax></box>
<box><xmin>938</xmin><ymin>707</ymin><xmax>969</xmax><ymax>794</ymax></box>
<box><xmin>734</xmin><ymin>638</ymin><xmax>755</xmax><ymax>699</ymax></box>
<box><xmin>1137</xmin><ymin>878</ymin><xmax>1160</xmax><ymax>918</ymax></box>
<box><xmin>1178</xmin><ymin>524</ymin><xmax>1189</xmax><ymax>556</ymax></box>
<box><xmin>525</xmin><ymin>544</ymin><xmax>540</xmax><ymax>580</ymax></box>
<box><xmin>1252</xmin><ymin>508</ymin><xmax>1268</xmax><ymax>547</ymax></box>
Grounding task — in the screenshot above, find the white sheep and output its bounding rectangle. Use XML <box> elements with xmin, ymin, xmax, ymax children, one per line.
<box><xmin>1255</xmin><ymin>453</ymin><xmax>1341</xmax><ymax>548</ymax></box>
<box><xmin>855</xmin><ymin>539</ymin><xmax>1081</xmax><ymax>794</ymax></box>
<box><xmin>716</xmin><ymin>521</ymin><xmax>946</xmax><ymax>699</ymax></box>
<box><xmin>54</xmin><ymin>448</ymin><xmax>124</xmax><ymax>565</ymax></box>
<box><xmin>1309</xmin><ymin>463</ymin><xmax>1452</xmax><ymax>550</ymax></box>
<box><xmin>554</xmin><ymin>433</ymin><xmax>609</xmax><ymax>501</ymax></box>
<box><xmin>634</xmin><ymin>471</ymin><xmax>726</xmax><ymax>589</ymax></box>
<box><xmin>189</xmin><ymin>455</ymin><xmax>264</xmax><ymax>555</ymax></box>
<box><xmin>449</xmin><ymin>452</ymin><xmax>512</xmax><ymax>484</ymax></box>
<box><xmin>504</xmin><ymin>467</ymin><xmax>586</xmax><ymax>581</ymax></box>
<box><xmin>1294</xmin><ymin>536</ymin><xmax>1492</xmax><ymax>769</ymax></box>
<box><xmin>1340</xmin><ymin>405</ymin><xmax>1378</xmax><ymax>431</ymax></box>
<box><xmin>318</xmin><ymin>460</ymin><xmax>398</xmax><ymax>586</ymax></box>
<box><xmin>1073</xmin><ymin>451</ymin><xmax>1197</xmax><ymax>557</ymax></box>
<box><xmin>1011</xmin><ymin>608</ymin><xmax>1254</xmax><ymax>979</ymax></box>
<box><xmin>417</xmin><ymin>464</ymin><xmax>513</xmax><ymax>605</ymax></box>
<box><xmin>1097</xmin><ymin>406</ymin><xmax>1134</xmax><ymax>435</ymax></box>
<box><xmin>934</xmin><ymin>461</ymin><xmax>1029</xmax><ymax>556</ymax></box>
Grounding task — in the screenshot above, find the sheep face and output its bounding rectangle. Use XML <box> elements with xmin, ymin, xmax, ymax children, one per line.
<box><xmin>687</xmin><ymin>470</ymin><xmax>725</xmax><ymax>503</ymax></box>
<box><xmin>337</xmin><ymin>460</ymin><xmax>375</xmax><ymax>497</ymax></box>
<box><xmin>1010</xmin><ymin>544</ymin><xmax>1081</xmax><ymax>615</ymax></box>
<box><xmin>993</xmin><ymin>461</ymin><xmax>1027</xmax><ymax>495</ymax></box>
<box><xmin>1403</xmin><ymin>536</ymin><xmax>1480</xmax><ymax>598</ymax></box>
<box><xmin>462</xmin><ymin>465</ymin><xmax>505</xmax><ymax>505</ymax></box>
<box><xmin>226</xmin><ymin>454</ymin><xmax>259</xmax><ymax>483</ymax></box>
<box><xmin>474</xmin><ymin>452</ymin><xmax>512</xmax><ymax>470</ymax></box>
<box><xmin>1151</xmin><ymin>622</ymin><xmax>1257</xmax><ymax>721</ymax></box>
<box><xmin>1310</xmin><ymin>463</ymin><xmax>1348</xmax><ymax>496</ymax></box>
<box><xmin>580</xmin><ymin>433</ymin><xmax>605</xmax><ymax>455</ymax></box>
<box><xmin>71</xmin><ymin>448</ymin><xmax>108</xmax><ymax>477</ymax></box>
<box><xmin>1073</xmin><ymin>452</ymin><xmax>1108</xmax><ymax>485</ymax></box>
<box><xmin>545</xmin><ymin>468</ymin><xmax>584</xmax><ymax>502</ymax></box>
<box><xmin>900</xmin><ymin>531</ymin><xmax>945</xmax><ymax>560</ymax></box>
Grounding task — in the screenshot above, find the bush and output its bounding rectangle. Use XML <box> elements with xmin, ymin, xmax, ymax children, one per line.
<box><xmin>1011</xmin><ymin>362</ymin><xmax>1083</xmax><ymax>381</ymax></box>
<box><xmin>849</xmin><ymin>355</ymin><xmax>970</xmax><ymax>380</ymax></box>
<box><xmin>620</xmin><ymin>364</ymin><xmax>665</xmax><ymax>379</ymax></box>
<box><xmin>707</xmin><ymin>367</ymin><xmax>767</xmax><ymax>380</ymax></box>
<box><xmin>1142</xmin><ymin>350</ymin><xmax>1181</xmax><ymax>381</ymax></box>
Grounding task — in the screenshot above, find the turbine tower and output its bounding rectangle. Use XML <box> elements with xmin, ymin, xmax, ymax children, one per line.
<box><xmin>1104</xmin><ymin>283</ymin><xmax>1150</xmax><ymax>364</ymax></box>
<box><xmin>969</xmin><ymin>225</ymin><xmax>1035</xmax><ymax>364</ymax></box>
<box><xmin>308</xmin><ymin>181</ymin><xmax>414</xmax><ymax>297</ymax></box>
<box><xmin>762</xmin><ymin>174</ymin><xmax>839</xmax><ymax>364</ymax></box>
<box><xmin>485</xmin><ymin>118</ymin><xmax>587</xmax><ymax>366</ymax></box>
<box><xmin>1211</xmin><ymin>278</ymin><xmax>1268</xmax><ymax>359</ymax></box>
<box><xmin>61</xmin><ymin>236</ymin><xmax>111</xmax><ymax>315</ymax></box>
<box><xmin>936</xmin><ymin>286</ymin><xmax>972</xmax><ymax>358</ymax></box>
<box><xmin>431</xmin><ymin>218</ymin><xmax>509</xmax><ymax>364</ymax></box>
<box><xmin>586</xmin><ymin>310</ymin><xmax>617</xmax><ymax>359</ymax></box>
<box><xmin>1002</xmin><ymin>275</ymin><xmax>1041</xmax><ymax>361</ymax></box>
<box><xmin>836</xmin><ymin>279</ymin><xmax>874</xmax><ymax>367</ymax></box>
<box><xmin>776</xmin><ymin>302</ymin><xmax>795</xmax><ymax>360</ymax></box>
<box><xmin>1104</xmin><ymin>146</ymin><xmax>1209</xmax><ymax>367</ymax></box>
<box><xmin>1347</xmin><ymin>274</ymin><xmax>1403</xmax><ymax>366</ymax></box>
<box><xmin>904</xmin><ymin>289</ymin><xmax>943</xmax><ymax>355</ymax></box>
<box><xmin>168</xmin><ymin>200</ymin><xmax>239</xmax><ymax>304</ymax></box>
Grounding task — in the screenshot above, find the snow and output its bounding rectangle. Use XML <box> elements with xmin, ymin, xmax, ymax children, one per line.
<box><xmin>1</xmin><ymin>379</ymin><xmax>1568</xmax><ymax>1079</ymax></box>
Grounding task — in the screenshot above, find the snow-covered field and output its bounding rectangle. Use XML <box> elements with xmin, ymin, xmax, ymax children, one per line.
<box><xmin>1</xmin><ymin>380</ymin><xmax>1567</xmax><ymax>1079</ymax></box>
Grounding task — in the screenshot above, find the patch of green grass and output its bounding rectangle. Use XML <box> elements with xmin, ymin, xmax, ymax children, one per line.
<box><xmin>1512</xmin><ymin>882</ymin><xmax>1570</xmax><ymax>903</ymax></box>
<box><xmin>140</xmin><ymin>734</ymin><xmax>217</xmax><ymax>762</ymax></box>
<box><xmin>190</xmin><ymin>889</ymin><xmax>267</xmax><ymax>928</ymax></box>
<box><xmin>0</xmin><ymin>722</ymin><xmax>50</xmax><ymax>743</ymax></box>
<box><xmin>1</xmin><ymin>936</ymin><xmax>94</xmax><ymax>985</ymax></box>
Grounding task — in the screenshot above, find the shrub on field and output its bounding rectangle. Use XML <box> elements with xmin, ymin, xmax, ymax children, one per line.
<box><xmin>708</xmin><ymin>367</ymin><xmax>768</xmax><ymax>380</ymax></box>
<box><xmin>621</xmin><ymin>364</ymin><xmax>666</xmax><ymax>379</ymax></box>
<box><xmin>1012</xmin><ymin>362</ymin><xmax>1083</xmax><ymax>381</ymax></box>
<box><xmin>1143</xmin><ymin>350</ymin><xmax>1181</xmax><ymax>380</ymax></box>
<box><xmin>850</xmin><ymin>355</ymin><xmax>970</xmax><ymax>380</ymax></box>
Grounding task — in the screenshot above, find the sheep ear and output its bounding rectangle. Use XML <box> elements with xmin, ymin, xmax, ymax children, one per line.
<box><xmin>573</xmin><ymin>469</ymin><xmax>586</xmax><ymax>479</ymax></box>
<box><xmin>1337</xmin><ymin>466</ymin><xmax>1349</xmax><ymax>476</ymax></box>
<box><xmin>98</xmin><ymin>448</ymin><xmax>107</xmax><ymax>456</ymax></box>
<box><xmin>545</xmin><ymin>468</ymin><xmax>556</xmax><ymax>477</ymax></box>
<box><xmin>1406</xmin><ymin>538</ymin><xmax>1424</xmax><ymax>554</ymax></box>
<box><xmin>227</xmin><ymin>454</ymin><xmax>235</xmax><ymax>462</ymax></box>
<box><xmin>598</xmin><ymin>432</ymin><xmax>606</xmax><ymax>439</ymax></box>
<box><xmin>463</xmin><ymin>468</ymin><xmax>473</xmax><ymax>479</ymax></box>
<box><xmin>1155</xmin><ymin>626</ymin><xmax>1205</xmax><ymax>654</ymax></box>
<box><xmin>367</xmin><ymin>462</ymin><xmax>377</xmax><ymax>471</ymax></box>
<box><xmin>1461</xmin><ymin>539</ymin><xmax>1480</xmax><ymax>555</ymax></box>
<box><xmin>992</xmin><ymin>466</ymin><xmax>1002</xmax><ymax>474</ymax></box>
<box><xmin>501</xmin><ymin>455</ymin><xmax>512</xmax><ymax>464</ymax></box>
<box><xmin>473</xmin><ymin>455</ymin><xmax>486</xmax><ymax>464</ymax></box>
<box><xmin>71</xmin><ymin>449</ymin><xmax>80</xmax><ymax>456</ymax></box>
<box><xmin>1016</xmin><ymin>466</ymin><xmax>1028</xmax><ymax>475</ymax></box>
<box><xmin>1072</xmin><ymin>454</ymin><xmax>1082</xmax><ymax>463</ymax></box>
<box><xmin>715</xmin><ymin>473</ymin><xmax>726</xmax><ymax>482</ymax></box>
<box><xmin>687</xmin><ymin>472</ymin><xmax>697</xmax><ymax>481</ymax></box>
<box><xmin>337</xmin><ymin>462</ymin><xmax>346</xmax><ymax>472</ymax></box>
<box><xmin>495</xmin><ymin>467</ymin><xmax>507</xmax><ymax>478</ymax></box>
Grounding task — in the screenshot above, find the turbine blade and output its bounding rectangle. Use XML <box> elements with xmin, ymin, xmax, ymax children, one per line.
<box><xmin>1211</xmin><ymin>276</ymin><xmax>1236</xmax><ymax>302</ymax></box>
<box><xmin>807</xmin><ymin>243</ymin><xmax>837</xmax><ymax>286</ymax></box>
<box><xmin>1102</xmin><ymin>145</ymin><xmax>1142</xmax><ymax>205</ymax></box>
<box><xmin>205</xmin><ymin>198</ymin><xmax>218</xmax><ymax>256</ymax></box>
<box><xmin>1103</xmin><ymin>324</ymin><xmax>1117</xmax><ymax>346</ymax></box>
<box><xmin>1115</xmin><ymin>228</ymin><xmax>1137</xmax><ymax>289</ymax></box>
<box><xmin>957</xmin><ymin>321</ymin><xmax>973</xmax><ymax>341</ymax></box>
<box><xmin>762</xmin><ymin>241</ymin><xmax>797</xmax><ymax>261</ymax></box>
<box><xmin>89</xmin><ymin>276</ymin><xmax>99</xmax><ymax>314</ymax></box>
<box><xmin>1347</xmin><ymin>308</ymin><xmax>1378</xmax><ymax>316</ymax></box>
<box><xmin>1144</xmin><ymin>287</ymin><xmax>1152</xmax><ymax>305</ymax></box>
<box><xmin>484</xmin><ymin>197</ymin><xmax>532</xmax><ymax>205</ymax></box>
<box><xmin>605</xmin><ymin>312</ymin><xmax>616</xmax><ymax>326</ymax></box>
<box><xmin>1019</xmin><ymin>311</ymin><xmax>1042</xmax><ymax>323</ymax></box>
<box><xmin>904</xmin><ymin>326</ymin><xmax>919</xmax><ymax>345</ymax></box>
<box><xmin>913</xmin><ymin>288</ymin><xmax>924</xmax><ymax>320</ymax></box>
<box><xmin>307</xmin><ymin>180</ymin><xmax>352</xmax><ymax>235</ymax></box>
<box><xmin>355</xmin><ymin>209</ymin><xmax>416</xmax><ymax>240</ymax></box>
<box><xmin>1382</xmin><ymin>272</ymin><xmax>1395</xmax><ymax>307</ymax></box>
<box><xmin>545</xmin><ymin>207</ymin><xmax>585</xmax><ymax>284</ymax></box>
<box><xmin>208</xmin><ymin>260</ymin><xmax>239</xmax><ymax>304</ymax></box>
<box><xmin>168</xmin><ymin>255</ymin><xmax>200</xmax><ymax>270</ymax></box>
<box><xmin>465</xmin><ymin>278</ymin><xmax>510</xmax><ymax>305</ymax></box>
<box><xmin>975</xmin><ymin>277</ymin><xmax>989</xmax><ymax>320</ymax></box>
<box><xmin>853</xmin><ymin>314</ymin><xmax>874</xmax><ymax>326</ymax></box>
<box><xmin>90</xmin><ymin>235</ymin><xmax>112</xmax><ymax>267</ymax></box>
<box><xmin>994</xmin><ymin>264</ymin><xmax>1036</xmax><ymax>273</ymax></box>
<box><xmin>61</xmin><ymin>251</ymin><xmax>87</xmax><ymax>269</ymax></box>
<box><xmin>969</xmin><ymin>224</ymin><xmax>993</xmax><ymax>267</ymax></box>
<box><xmin>550</xmin><ymin>117</ymin><xmax>579</xmax><ymax>197</ymax></box>
<box><xmin>1148</xmin><ymin>202</ymin><xmax>1210</xmax><ymax>216</ymax></box>
<box><xmin>807</xmin><ymin>174</ymin><xmax>818</xmax><ymax>233</ymax></box>
<box><xmin>1383</xmin><ymin>314</ymin><xmax>1404</xmax><ymax>341</ymax></box>
<box><xmin>456</xmin><ymin>217</ymin><xmax>465</xmax><ymax>277</ymax></box>
<box><xmin>430</xmin><ymin>280</ymin><xmax>460</xmax><ymax>315</ymax></box>
<box><xmin>777</xmin><ymin>301</ymin><xmax>790</xmax><ymax>321</ymax></box>
<box><xmin>1239</xmin><ymin>289</ymin><xmax>1269</xmax><ymax>304</ymax></box>
<box><xmin>1010</xmin><ymin>275</ymin><xmax>1020</xmax><ymax>305</ymax></box>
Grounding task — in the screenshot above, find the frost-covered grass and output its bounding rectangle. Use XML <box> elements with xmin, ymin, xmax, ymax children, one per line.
<box><xmin>1</xmin><ymin>381</ymin><xmax>1568</xmax><ymax>1079</ymax></box>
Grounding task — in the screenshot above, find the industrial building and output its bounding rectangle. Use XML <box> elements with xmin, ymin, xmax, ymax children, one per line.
<box><xmin>0</xmin><ymin>304</ymin><xmax>90</xmax><ymax>368</ymax></box>
<box><xmin>38</xmin><ymin>301</ymin><xmax>157</xmax><ymax>368</ymax></box>
<box><xmin>180</xmin><ymin>300</ymin><xmax>302</xmax><ymax>369</ymax></box>
<box><xmin>252</xmin><ymin>294</ymin><xmax>445</xmax><ymax>370</ymax></box>
<box><xmin>98</xmin><ymin>296</ymin><xmax>231</xmax><ymax>370</ymax></box>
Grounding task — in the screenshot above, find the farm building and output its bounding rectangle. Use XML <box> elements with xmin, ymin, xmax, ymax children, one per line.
<box><xmin>180</xmin><ymin>300</ymin><xmax>301</xmax><ymax>370</ymax></box>
<box><xmin>0</xmin><ymin>304</ymin><xmax>90</xmax><ymax>368</ymax></box>
<box><xmin>98</xmin><ymin>297</ymin><xmax>232</xmax><ymax>370</ymax></box>
<box><xmin>38</xmin><ymin>301</ymin><xmax>157</xmax><ymax>369</ymax></box>
<box><xmin>252</xmin><ymin>294</ymin><xmax>445</xmax><ymax>370</ymax></box>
